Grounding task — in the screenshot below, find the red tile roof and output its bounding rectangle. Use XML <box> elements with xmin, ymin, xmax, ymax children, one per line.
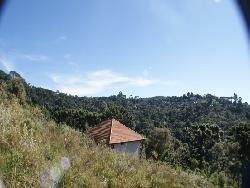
<box><xmin>89</xmin><ymin>119</ymin><xmax>144</xmax><ymax>144</ymax></box>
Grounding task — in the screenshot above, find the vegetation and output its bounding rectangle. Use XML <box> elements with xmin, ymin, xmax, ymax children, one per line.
<box><xmin>1</xmin><ymin>70</ymin><xmax>250</xmax><ymax>187</ymax></box>
<box><xmin>0</xmin><ymin>70</ymin><xmax>214</xmax><ymax>187</ymax></box>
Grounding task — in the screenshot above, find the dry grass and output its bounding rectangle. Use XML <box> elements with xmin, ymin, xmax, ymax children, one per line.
<box><xmin>0</xmin><ymin>97</ymin><xmax>214</xmax><ymax>187</ymax></box>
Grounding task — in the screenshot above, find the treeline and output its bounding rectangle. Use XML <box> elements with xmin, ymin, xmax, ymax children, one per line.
<box><xmin>1</xmin><ymin>70</ymin><xmax>249</xmax><ymax>187</ymax></box>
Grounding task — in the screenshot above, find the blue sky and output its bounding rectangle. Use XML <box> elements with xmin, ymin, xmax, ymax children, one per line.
<box><xmin>0</xmin><ymin>0</ymin><xmax>250</xmax><ymax>101</ymax></box>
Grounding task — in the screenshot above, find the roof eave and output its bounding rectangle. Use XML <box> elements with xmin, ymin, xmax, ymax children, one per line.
<box><xmin>109</xmin><ymin>138</ymin><xmax>145</xmax><ymax>145</ymax></box>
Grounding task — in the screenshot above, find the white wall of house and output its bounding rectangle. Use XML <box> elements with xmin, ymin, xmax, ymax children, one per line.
<box><xmin>112</xmin><ymin>141</ymin><xmax>141</xmax><ymax>157</ymax></box>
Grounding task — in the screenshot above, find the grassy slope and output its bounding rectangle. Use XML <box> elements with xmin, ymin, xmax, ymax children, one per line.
<box><xmin>0</xmin><ymin>97</ymin><xmax>213</xmax><ymax>187</ymax></box>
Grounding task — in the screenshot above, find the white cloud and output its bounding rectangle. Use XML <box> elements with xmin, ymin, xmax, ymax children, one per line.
<box><xmin>68</xmin><ymin>62</ymin><xmax>78</xmax><ymax>67</ymax></box>
<box><xmin>1</xmin><ymin>50</ymin><xmax>49</xmax><ymax>62</ymax></box>
<box><xmin>148</xmin><ymin>0</ymin><xmax>183</xmax><ymax>29</ymax></box>
<box><xmin>22</xmin><ymin>54</ymin><xmax>49</xmax><ymax>61</ymax></box>
<box><xmin>143</xmin><ymin>67</ymin><xmax>152</xmax><ymax>76</ymax></box>
<box><xmin>132</xmin><ymin>78</ymin><xmax>154</xmax><ymax>87</ymax></box>
<box><xmin>213</xmin><ymin>0</ymin><xmax>222</xmax><ymax>3</ymax></box>
<box><xmin>59</xmin><ymin>86</ymin><xmax>98</xmax><ymax>96</ymax></box>
<box><xmin>64</xmin><ymin>54</ymin><xmax>71</xmax><ymax>59</ymax></box>
<box><xmin>0</xmin><ymin>50</ymin><xmax>49</xmax><ymax>74</ymax></box>
<box><xmin>50</xmin><ymin>69</ymin><xmax>157</xmax><ymax>96</ymax></box>
<box><xmin>0</xmin><ymin>56</ymin><xmax>14</xmax><ymax>72</ymax></box>
<box><xmin>51</xmin><ymin>74</ymin><xmax>84</xmax><ymax>85</ymax></box>
<box><xmin>59</xmin><ymin>35</ymin><xmax>67</xmax><ymax>41</ymax></box>
<box><xmin>162</xmin><ymin>81</ymin><xmax>177</xmax><ymax>86</ymax></box>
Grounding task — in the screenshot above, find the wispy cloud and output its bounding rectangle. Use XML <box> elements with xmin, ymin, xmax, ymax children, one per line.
<box><xmin>148</xmin><ymin>0</ymin><xmax>183</xmax><ymax>29</ymax></box>
<box><xmin>59</xmin><ymin>35</ymin><xmax>67</xmax><ymax>41</ymax></box>
<box><xmin>1</xmin><ymin>50</ymin><xmax>49</xmax><ymax>62</ymax></box>
<box><xmin>0</xmin><ymin>50</ymin><xmax>49</xmax><ymax>73</ymax></box>
<box><xmin>162</xmin><ymin>81</ymin><xmax>177</xmax><ymax>86</ymax></box>
<box><xmin>21</xmin><ymin>54</ymin><xmax>49</xmax><ymax>61</ymax></box>
<box><xmin>50</xmin><ymin>69</ymin><xmax>157</xmax><ymax>96</ymax></box>
<box><xmin>0</xmin><ymin>56</ymin><xmax>14</xmax><ymax>72</ymax></box>
<box><xmin>64</xmin><ymin>54</ymin><xmax>71</xmax><ymax>59</ymax></box>
<box><xmin>213</xmin><ymin>0</ymin><xmax>222</xmax><ymax>3</ymax></box>
<box><xmin>143</xmin><ymin>67</ymin><xmax>152</xmax><ymax>77</ymax></box>
<box><xmin>67</xmin><ymin>61</ymin><xmax>78</xmax><ymax>67</ymax></box>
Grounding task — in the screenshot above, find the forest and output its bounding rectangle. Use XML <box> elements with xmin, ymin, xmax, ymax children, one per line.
<box><xmin>1</xmin><ymin>70</ymin><xmax>250</xmax><ymax>187</ymax></box>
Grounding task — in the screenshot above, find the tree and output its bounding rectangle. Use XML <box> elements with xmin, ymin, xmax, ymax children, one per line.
<box><xmin>185</xmin><ymin>123</ymin><xmax>223</xmax><ymax>169</ymax></box>
<box><xmin>231</xmin><ymin>122</ymin><xmax>250</xmax><ymax>171</ymax></box>
<box><xmin>145</xmin><ymin>128</ymin><xmax>190</xmax><ymax>167</ymax></box>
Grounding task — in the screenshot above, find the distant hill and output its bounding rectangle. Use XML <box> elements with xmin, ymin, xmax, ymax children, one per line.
<box><xmin>25</xmin><ymin>76</ymin><xmax>250</xmax><ymax>135</ymax></box>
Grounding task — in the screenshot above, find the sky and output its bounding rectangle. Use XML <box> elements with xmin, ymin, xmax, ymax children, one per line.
<box><xmin>0</xmin><ymin>0</ymin><xmax>250</xmax><ymax>101</ymax></box>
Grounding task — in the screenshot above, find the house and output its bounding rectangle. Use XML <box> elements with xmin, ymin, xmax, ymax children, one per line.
<box><xmin>89</xmin><ymin>119</ymin><xmax>144</xmax><ymax>157</ymax></box>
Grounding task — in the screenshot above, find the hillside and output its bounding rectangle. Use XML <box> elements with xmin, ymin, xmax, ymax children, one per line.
<box><xmin>24</xmin><ymin>72</ymin><xmax>250</xmax><ymax>185</ymax></box>
<box><xmin>1</xmin><ymin>70</ymin><xmax>250</xmax><ymax>187</ymax></box>
<box><xmin>0</xmin><ymin>71</ymin><xmax>215</xmax><ymax>187</ymax></box>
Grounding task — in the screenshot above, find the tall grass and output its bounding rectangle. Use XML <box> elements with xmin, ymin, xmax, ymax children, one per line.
<box><xmin>0</xmin><ymin>96</ymin><xmax>213</xmax><ymax>187</ymax></box>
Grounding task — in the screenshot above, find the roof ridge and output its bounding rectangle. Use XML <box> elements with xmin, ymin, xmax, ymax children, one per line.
<box><xmin>108</xmin><ymin>119</ymin><xmax>113</xmax><ymax>144</ymax></box>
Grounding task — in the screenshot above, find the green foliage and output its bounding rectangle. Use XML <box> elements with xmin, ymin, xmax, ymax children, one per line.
<box><xmin>1</xmin><ymin>70</ymin><xmax>249</xmax><ymax>187</ymax></box>
<box><xmin>0</xmin><ymin>80</ymin><xmax>213</xmax><ymax>187</ymax></box>
<box><xmin>0</xmin><ymin>70</ymin><xmax>9</xmax><ymax>80</ymax></box>
<box><xmin>145</xmin><ymin>128</ymin><xmax>190</xmax><ymax>168</ymax></box>
<box><xmin>185</xmin><ymin>123</ymin><xmax>222</xmax><ymax>169</ymax></box>
<box><xmin>231</xmin><ymin>122</ymin><xmax>250</xmax><ymax>168</ymax></box>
